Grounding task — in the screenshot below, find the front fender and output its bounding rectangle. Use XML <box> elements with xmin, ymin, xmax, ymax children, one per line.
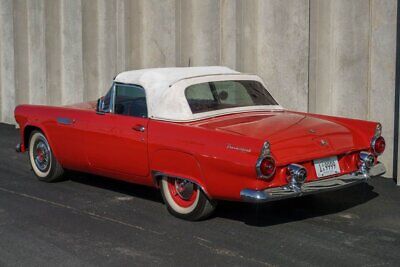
<box><xmin>21</xmin><ymin>123</ymin><xmax>61</xmax><ymax>159</ymax></box>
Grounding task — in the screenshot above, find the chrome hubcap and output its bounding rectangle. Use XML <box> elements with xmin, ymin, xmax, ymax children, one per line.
<box><xmin>174</xmin><ymin>179</ymin><xmax>195</xmax><ymax>200</ymax></box>
<box><xmin>33</xmin><ymin>139</ymin><xmax>50</xmax><ymax>172</ymax></box>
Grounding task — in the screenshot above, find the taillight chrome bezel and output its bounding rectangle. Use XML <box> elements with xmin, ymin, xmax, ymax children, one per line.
<box><xmin>371</xmin><ymin>136</ymin><xmax>385</xmax><ymax>156</ymax></box>
<box><xmin>374</xmin><ymin>123</ymin><xmax>382</xmax><ymax>138</ymax></box>
<box><xmin>370</xmin><ymin>123</ymin><xmax>385</xmax><ymax>155</ymax></box>
<box><xmin>256</xmin><ymin>141</ymin><xmax>276</xmax><ymax>179</ymax></box>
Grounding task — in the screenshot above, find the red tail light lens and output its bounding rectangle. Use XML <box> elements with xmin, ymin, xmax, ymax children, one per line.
<box><xmin>259</xmin><ymin>157</ymin><xmax>276</xmax><ymax>178</ymax></box>
<box><xmin>372</xmin><ymin>136</ymin><xmax>385</xmax><ymax>155</ymax></box>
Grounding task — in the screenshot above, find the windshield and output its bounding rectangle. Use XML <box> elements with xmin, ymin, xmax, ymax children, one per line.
<box><xmin>185</xmin><ymin>80</ymin><xmax>278</xmax><ymax>114</ymax></box>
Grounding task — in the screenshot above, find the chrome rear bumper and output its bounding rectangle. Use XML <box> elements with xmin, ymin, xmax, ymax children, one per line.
<box><xmin>240</xmin><ymin>162</ymin><xmax>386</xmax><ymax>203</ymax></box>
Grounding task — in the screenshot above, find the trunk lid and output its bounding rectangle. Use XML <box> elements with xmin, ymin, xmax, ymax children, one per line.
<box><xmin>196</xmin><ymin>111</ymin><xmax>360</xmax><ymax>164</ymax></box>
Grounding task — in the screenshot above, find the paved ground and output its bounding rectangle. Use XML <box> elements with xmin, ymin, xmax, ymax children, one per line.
<box><xmin>0</xmin><ymin>123</ymin><xmax>399</xmax><ymax>266</ymax></box>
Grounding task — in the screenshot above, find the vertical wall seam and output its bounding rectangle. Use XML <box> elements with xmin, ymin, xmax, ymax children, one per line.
<box><xmin>254</xmin><ymin>0</ymin><xmax>259</xmax><ymax>73</ymax></box>
<box><xmin>26</xmin><ymin>2</ymin><xmax>31</xmax><ymax>103</ymax></box>
<box><xmin>307</xmin><ymin>0</ymin><xmax>311</xmax><ymax>112</ymax></box>
<box><xmin>309</xmin><ymin>0</ymin><xmax>320</xmax><ymax>112</ymax></box>
<box><xmin>60</xmin><ymin>0</ymin><xmax>64</xmax><ymax>101</ymax></box>
<box><xmin>116</xmin><ymin>0</ymin><xmax>120</xmax><ymax>71</ymax></box>
<box><xmin>27</xmin><ymin>0</ymin><xmax>47</xmax><ymax>104</ymax></box>
<box><xmin>2</xmin><ymin>0</ymin><xmax>16</xmax><ymax>123</ymax></box>
<box><xmin>367</xmin><ymin>0</ymin><xmax>372</xmax><ymax>120</ymax></box>
<box><xmin>314</xmin><ymin>0</ymin><xmax>320</xmax><ymax>113</ymax></box>
<box><xmin>178</xmin><ymin>0</ymin><xmax>182</xmax><ymax>66</ymax></box>
<box><xmin>0</xmin><ymin>2</ymin><xmax>2</xmax><ymax>122</ymax></box>
<box><xmin>79</xmin><ymin>0</ymin><xmax>84</xmax><ymax>101</ymax></box>
<box><xmin>236</xmin><ymin>0</ymin><xmax>242</xmax><ymax>71</ymax></box>
<box><xmin>219</xmin><ymin>0</ymin><xmax>222</xmax><ymax>65</ymax></box>
<box><xmin>329</xmin><ymin>0</ymin><xmax>334</xmax><ymax>115</ymax></box>
<box><xmin>393</xmin><ymin>0</ymin><xmax>400</xmax><ymax>182</ymax></box>
<box><xmin>96</xmin><ymin>0</ymin><xmax>101</xmax><ymax>94</ymax></box>
<box><xmin>81</xmin><ymin>0</ymin><xmax>86</xmax><ymax>99</ymax></box>
<box><xmin>42</xmin><ymin>0</ymin><xmax>48</xmax><ymax>103</ymax></box>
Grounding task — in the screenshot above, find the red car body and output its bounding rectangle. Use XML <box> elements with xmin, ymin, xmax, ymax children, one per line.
<box><xmin>14</xmin><ymin>103</ymin><xmax>383</xmax><ymax>200</ymax></box>
<box><xmin>14</xmin><ymin>67</ymin><xmax>386</xmax><ymax>219</ymax></box>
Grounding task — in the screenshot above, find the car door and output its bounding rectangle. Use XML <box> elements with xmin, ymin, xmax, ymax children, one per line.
<box><xmin>85</xmin><ymin>85</ymin><xmax>116</xmax><ymax>173</ymax></box>
<box><xmin>85</xmin><ymin>83</ymin><xmax>149</xmax><ymax>178</ymax></box>
<box><xmin>109</xmin><ymin>83</ymin><xmax>149</xmax><ymax>177</ymax></box>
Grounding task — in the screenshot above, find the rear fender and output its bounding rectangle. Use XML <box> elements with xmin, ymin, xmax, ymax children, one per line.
<box><xmin>150</xmin><ymin>150</ymin><xmax>211</xmax><ymax>199</ymax></box>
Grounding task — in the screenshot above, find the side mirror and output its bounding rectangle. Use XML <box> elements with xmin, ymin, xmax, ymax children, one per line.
<box><xmin>96</xmin><ymin>97</ymin><xmax>105</xmax><ymax>114</ymax></box>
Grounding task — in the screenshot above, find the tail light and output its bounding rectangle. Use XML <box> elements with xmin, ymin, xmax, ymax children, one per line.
<box><xmin>256</xmin><ymin>141</ymin><xmax>276</xmax><ymax>179</ymax></box>
<box><xmin>371</xmin><ymin>124</ymin><xmax>385</xmax><ymax>155</ymax></box>
<box><xmin>371</xmin><ymin>136</ymin><xmax>385</xmax><ymax>155</ymax></box>
<box><xmin>258</xmin><ymin>156</ymin><xmax>276</xmax><ymax>178</ymax></box>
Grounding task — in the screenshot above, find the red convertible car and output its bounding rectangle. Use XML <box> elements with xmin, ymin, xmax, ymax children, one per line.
<box><xmin>15</xmin><ymin>66</ymin><xmax>386</xmax><ymax>220</ymax></box>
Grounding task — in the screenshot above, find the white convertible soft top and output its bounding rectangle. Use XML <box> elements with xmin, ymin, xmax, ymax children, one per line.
<box><xmin>114</xmin><ymin>66</ymin><xmax>283</xmax><ymax>122</ymax></box>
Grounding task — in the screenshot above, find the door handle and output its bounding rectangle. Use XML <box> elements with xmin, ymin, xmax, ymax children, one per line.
<box><xmin>132</xmin><ymin>125</ymin><xmax>145</xmax><ymax>132</ymax></box>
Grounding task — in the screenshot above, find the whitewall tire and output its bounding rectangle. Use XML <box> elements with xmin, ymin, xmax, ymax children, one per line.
<box><xmin>28</xmin><ymin>131</ymin><xmax>64</xmax><ymax>182</ymax></box>
<box><xmin>160</xmin><ymin>176</ymin><xmax>216</xmax><ymax>221</ymax></box>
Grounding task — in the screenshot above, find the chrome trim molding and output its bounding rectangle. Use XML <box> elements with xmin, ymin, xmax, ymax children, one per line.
<box><xmin>374</xmin><ymin>123</ymin><xmax>382</xmax><ymax>138</ymax></box>
<box><xmin>259</xmin><ymin>141</ymin><xmax>271</xmax><ymax>158</ymax></box>
<box><xmin>241</xmin><ymin>162</ymin><xmax>386</xmax><ymax>203</ymax></box>
<box><xmin>374</xmin><ymin>122</ymin><xmax>382</xmax><ymax>138</ymax></box>
<box><xmin>111</xmin><ymin>83</ymin><xmax>116</xmax><ymax>113</ymax></box>
<box><xmin>56</xmin><ymin>117</ymin><xmax>74</xmax><ymax>125</ymax></box>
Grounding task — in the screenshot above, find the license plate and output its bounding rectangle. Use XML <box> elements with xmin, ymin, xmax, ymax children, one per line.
<box><xmin>314</xmin><ymin>156</ymin><xmax>341</xmax><ymax>178</ymax></box>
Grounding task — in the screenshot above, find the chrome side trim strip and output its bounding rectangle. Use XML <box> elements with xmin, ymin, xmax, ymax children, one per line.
<box><xmin>240</xmin><ymin>162</ymin><xmax>386</xmax><ymax>203</ymax></box>
<box><xmin>56</xmin><ymin>117</ymin><xmax>74</xmax><ymax>125</ymax></box>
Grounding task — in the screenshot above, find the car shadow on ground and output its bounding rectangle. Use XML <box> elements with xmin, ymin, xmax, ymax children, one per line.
<box><xmin>65</xmin><ymin>171</ymin><xmax>164</xmax><ymax>204</ymax></box>
<box><xmin>214</xmin><ymin>183</ymin><xmax>378</xmax><ymax>226</ymax></box>
<box><xmin>65</xmin><ymin>171</ymin><xmax>379</xmax><ymax>227</ymax></box>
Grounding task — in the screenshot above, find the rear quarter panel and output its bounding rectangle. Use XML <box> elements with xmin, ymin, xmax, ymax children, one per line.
<box><xmin>147</xmin><ymin>112</ymin><xmax>381</xmax><ymax>201</ymax></box>
<box><xmin>148</xmin><ymin>120</ymin><xmax>271</xmax><ymax>201</ymax></box>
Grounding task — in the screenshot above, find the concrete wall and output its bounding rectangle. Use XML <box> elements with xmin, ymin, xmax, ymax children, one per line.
<box><xmin>309</xmin><ymin>0</ymin><xmax>397</xmax><ymax>177</ymax></box>
<box><xmin>0</xmin><ymin>0</ymin><xmax>397</xmax><ymax>177</ymax></box>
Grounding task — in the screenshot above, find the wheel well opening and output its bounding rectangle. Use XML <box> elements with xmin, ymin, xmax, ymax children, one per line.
<box><xmin>152</xmin><ymin>172</ymin><xmax>164</xmax><ymax>188</ymax></box>
<box><xmin>24</xmin><ymin>126</ymin><xmax>42</xmax><ymax>150</ymax></box>
<box><xmin>152</xmin><ymin>171</ymin><xmax>212</xmax><ymax>201</ymax></box>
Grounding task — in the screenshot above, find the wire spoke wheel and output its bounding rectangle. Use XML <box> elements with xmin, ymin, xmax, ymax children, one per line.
<box><xmin>33</xmin><ymin>138</ymin><xmax>51</xmax><ymax>172</ymax></box>
<box><xmin>28</xmin><ymin>130</ymin><xmax>64</xmax><ymax>182</ymax></box>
